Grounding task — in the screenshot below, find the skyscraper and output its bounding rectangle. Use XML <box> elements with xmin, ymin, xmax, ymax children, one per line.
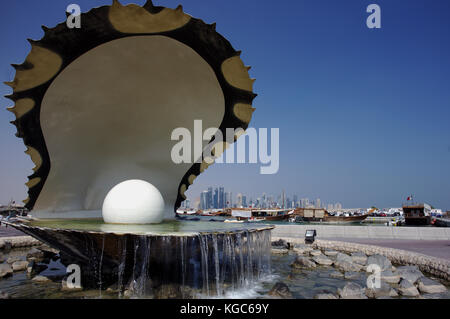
<box><xmin>200</xmin><ymin>191</ymin><xmax>208</xmax><ymax>210</ymax></box>
<box><xmin>316</xmin><ymin>198</ymin><xmax>321</xmax><ymax>209</ymax></box>
<box><xmin>237</xmin><ymin>193</ymin><xmax>243</xmax><ymax>207</ymax></box>
<box><xmin>293</xmin><ymin>195</ymin><xmax>298</xmax><ymax>208</ymax></box>
<box><xmin>213</xmin><ymin>188</ymin><xmax>219</xmax><ymax>209</ymax></box>
<box><xmin>225</xmin><ymin>192</ymin><xmax>230</xmax><ymax>208</ymax></box>
<box><xmin>207</xmin><ymin>187</ymin><xmax>213</xmax><ymax>209</ymax></box>
<box><xmin>219</xmin><ymin>187</ymin><xmax>224</xmax><ymax>208</ymax></box>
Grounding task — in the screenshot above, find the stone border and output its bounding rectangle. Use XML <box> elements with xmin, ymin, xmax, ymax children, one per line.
<box><xmin>0</xmin><ymin>236</ymin><xmax>41</xmax><ymax>250</ymax></box>
<box><xmin>273</xmin><ymin>236</ymin><xmax>450</xmax><ymax>281</ymax></box>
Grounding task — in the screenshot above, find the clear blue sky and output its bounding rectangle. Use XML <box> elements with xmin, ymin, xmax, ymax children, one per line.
<box><xmin>1</xmin><ymin>0</ymin><xmax>449</xmax><ymax>209</ymax></box>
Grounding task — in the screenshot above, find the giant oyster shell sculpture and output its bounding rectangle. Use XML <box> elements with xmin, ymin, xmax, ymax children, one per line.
<box><xmin>5</xmin><ymin>0</ymin><xmax>256</xmax><ymax>219</ymax></box>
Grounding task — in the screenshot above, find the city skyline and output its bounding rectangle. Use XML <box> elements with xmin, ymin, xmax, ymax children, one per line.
<box><xmin>188</xmin><ymin>186</ymin><xmax>346</xmax><ymax>210</ymax></box>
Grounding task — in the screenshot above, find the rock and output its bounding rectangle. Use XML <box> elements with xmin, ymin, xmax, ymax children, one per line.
<box><xmin>351</xmin><ymin>252</ymin><xmax>367</xmax><ymax>265</ymax></box>
<box><xmin>330</xmin><ymin>271</ymin><xmax>344</xmax><ymax>279</ymax></box>
<box><xmin>27</xmin><ymin>261</ymin><xmax>48</xmax><ymax>275</ymax></box>
<box><xmin>152</xmin><ymin>284</ymin><xmax>198</xmax><ymax>299</ymax></box>
<box><xmin>336</xmin><ymin>252</ymin><xmax>353</xmax><ymax>264</ymax></box>
<box><xmin>0</xmin><ymin>253</ymin><xmax>5</xmax><ymax>263</ymax></box>
<box><xmin>338</xmin><ymin>282</ymin><xmax>368</xmax><ymax>299</ymax></box>
<box><xmin>106</xmin><ymin>284</ymin><xmax>119</xmax><ymax>293</ymax></box>
<box><xmin>1</xmin><ymin>241</ymin><xmax>12</xmax><ymax>252</ymax></box>
<box><xmin>123</xmin><ymin>289</ymin><xmax>133</xmax><ymax>298</ymax></box>
<box><xmin>310</xmin><ymin>250</ymin><xmax>322</xmax><ymax>257</ymax></box>
<box><xmin>271</xmin><ymin>247</ymin><xmax>289</xmax><ymax>255</ymax></box>
<box><xmin>344</xmin><ymin>271</ymin><xmax>360</xmax><ymax>280</ymax></box>
<box><xmin>334</xmin><ymin>260</ymin><xmax>362</xmax><ymax>272</ymax></box>
<box><xmin>366</xmin><ymin>254</ymin><xmax>392</xmax><ymax>271</ymax></box>
<box><xmin>27</xmin><ymin>260</ymin><xmax>34</xmax><ymax>274</ymax></box>
<box><xmin>37</xmin><ymin>245</ymin><xmax>59</xmax><ymax>259</ymax></box>
<box><xmin>380</xmin><ymin>270</ymin><xmax>401</xmax><ymax>284</ymax></box>
<box><xmin>395</xmin><ymin>266</ymin><xmax>424</xmax><ymax>284</ymax></box>
<box><xmin>0</xmin><ymin>264</ymin><xmax>13</xmax><ymax>278</ymax></box>
<box><xmin>32</xmin><ymin>275</ymin><xmax>51</xmax><ymax>283</ymax></box>
<box><xmin>292</xmin><ymin>244</ymin><xmax>313</xmax><ymax>255</ymax></box>
<box><xmin>1</xmin><ymin>236</ymin><xmax>40</xmax><ymax>248</ymax></box>
<box><xmin>365</xmin><ymin>281</ymin><xmax>398</xmax><ymax>298</ymax></box>
<box><xmin>314</xmin><ymin>293</ymin><xmax>338</xmax><ymax>299</ymax></box>
<box><xmin>323</xmin><ymin>250</ymin><xmax>338</xmax><ymax>257</ymax></box>
<box><xmin>312</xmin><ymin>254</ymin><xmax>333</xmax><ymax>266</ymax></box>
<box><xmin>397</xmin><ymin>279</ymin><xmax>420</xmax><ymax>297</ymax></box>
<box><xmin>27</xmin><ymin>248</ymin><xmax>45</xmax><ymax>260</ymax></box>
<box><xmin>291</xmin><ymin>256</ymin><xmax>316</xmax><ymax>269</ymax></box>
<box><xmin>268</xmin><ymin>282</ymin><xmax>293</xmax><ymax>299</ymax></box>
<box><xmin>6</xmin><ymin>256</ymin><xmax>22</xmax><ymax>264</ymax></box>
<box><xmin>12</xmin><ymin>260</ymin><xmax>28</xmax><ymax>272</ymax></box>
<box><xmin>0</xmin><ymin>291</ymin><xmax>10</xmax><ymax>299</ymax></box>
<box><xmin>417</xmin><ymin>277</ymin><xmax>447</xmax><ymax>294</ymax></box>
<box><xmin>271</xmin><ymin>239</ymin><xmax>290</xmax><ymax>250</ymax></box>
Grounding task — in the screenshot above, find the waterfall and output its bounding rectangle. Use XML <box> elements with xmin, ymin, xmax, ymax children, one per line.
<box><xmin>109</xmin><ymin>228</ymin><xmax>271</xmax><ymax>298</ymax></box>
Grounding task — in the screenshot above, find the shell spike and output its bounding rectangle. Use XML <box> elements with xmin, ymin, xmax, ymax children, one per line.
<box><xmin>246</xmin><ymin>66</ymin><xmax>252</xmax><ymax>71</ymax></box>
<box><xmin>27</xmin><ymin>38</ymin><xmax>38</xmax><ymax>45</ymax></box>
<box><xmin>211</xmin><ymin>23</ymin><xmax>217</xmax><ymax>30</ymax></box>
<box><xmin>4</xmin><ymin>81</ymin><xmax>14</xmax><ymax>88</ymax></box>
<box><xmin>41</xmin><ymin>25</ymin><xmax>50</xmax><ymax>32</ymax></box>
<box><xmin>5</xmin><ymin>94</ymin><xmax>16</xmax><ymax>101</ymax></box>
<box><xmin>235</xmin><ymin>50</ymin><xmax>242</xmax><ymax>56</ymax></box>
<box><xmin>176</xmin><ymin>5</ymin><xmax>183</xmax><ymax>12</ymax></box>
<box><xmin>143</xmin><ymin>0</ymin><xmax>155</xmax><ymax>9</ymax></box>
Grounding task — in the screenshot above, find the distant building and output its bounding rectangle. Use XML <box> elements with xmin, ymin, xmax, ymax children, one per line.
<box><xmin>237</xmin><ymin>193</ymin><xmax>243</xmax><ymax>207</ymax></box>
<box><xmin>224</xmin><ymin>192</ymin><xmax>230</xmax><ymax>207</ymax></box>
<box><xmin>200</xmin><ymin>191</ymin><xmax>208</xmax><ymax>210</ymax></box>
<box><xmin>316</xmin><ymin>198</ymin><xmax>321</xmax><ymax>209</ymax></box>
<box><xmin>213</xmin><ymin>188</ymin><xmax>219</xmax><ymax>209</ymax></box>
<box><xmin>219</xmin><ymin>187</ymin><xmax>224</xmax><ymax>208</ymax></box>
<box><xmin>301</xmin><ymin>198</ymin><xmax>310</xmax><ymax>208</ymax></box>
<box><xmin>207</xmin><ymin>187</ymin><xmax>213</xmax><ymax>209</ymax></box>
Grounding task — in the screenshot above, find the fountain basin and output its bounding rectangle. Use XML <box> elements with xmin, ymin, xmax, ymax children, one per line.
<box><xmin>6</xmin><ymin>219</ymin><xmax>273</xmax><ymax>298</ymax></box>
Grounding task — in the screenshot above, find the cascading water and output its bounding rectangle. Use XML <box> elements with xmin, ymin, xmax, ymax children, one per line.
<box><xmin>112</xmin><ymin>229</ymin><xmax>272</xmax><ymax>298</ymax></box>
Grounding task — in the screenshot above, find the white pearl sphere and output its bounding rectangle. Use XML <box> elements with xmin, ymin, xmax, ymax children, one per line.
<box><xmin>102</xmin><ymin>179</ymin><xmax>165</xmax><ymax>224</ymax></box>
